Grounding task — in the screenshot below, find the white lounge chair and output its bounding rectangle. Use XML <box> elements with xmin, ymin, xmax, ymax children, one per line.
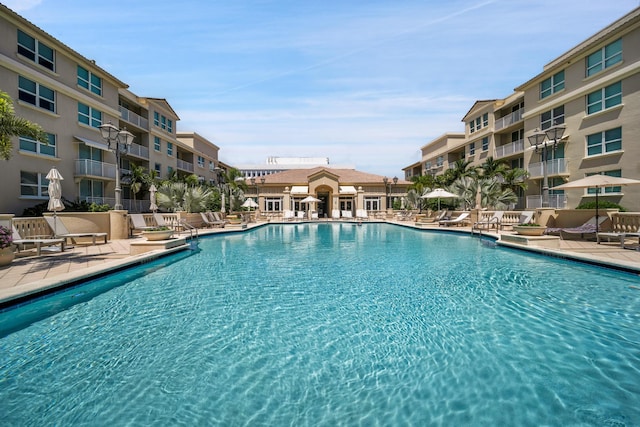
<box><xmin>356</xmin><ymin>209</ymin><xmax>369</xmax><ymax>220</ymax></box>
<box><xmin>129</xmin><ymin>214</ymin><xmax>155</xmax><ymax>233</ymax></box>
<box><xmin>311</xmin><ymin>211</ymin><xmax>319</xmax><ymax>220</ymax></box>
<box><xmin>297</xmin><ymin>211</ymin><xmax>305</xmax><ymax>220</ymax></box>
<box><xmin>44</xmin><ymin>216</ymin><xmax>107</xmax><ymax>245</ymax></box>
<box><xmin>439</xmin><ymin>212</ymin><xmax>470</xmax><ymax>227</ymax></box>
<box><xmin>342</xmin><ymin>210</ymin><xmax>353</xmax><ymax>219</ymax></box>
<box><xmin>283</xmin><ymin>210</ymin><xmax>295</xmax><ymax>221</ymax></box>
<box><xmin>331</xmin><ymin>210</ymin><xmax>341</xmax><ymax>220</ymax></box>
<box><xmin>153</xmin><ymin>213</ymin><xmax>179</xmax><ymax>230</ymax></box>
<box><xmin>11</xmin><ymin>225</ymin><xmax>65</xmax><ymax>256</ymax></box>
<box><xmin>200</xmin><ymin>212</ymin><xmax>225</xmax><ymax>228</ymax></box>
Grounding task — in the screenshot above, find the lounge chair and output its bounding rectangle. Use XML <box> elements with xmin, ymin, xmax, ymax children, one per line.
<box><xmin>545</xmin><ymin>216</ymin><xmax>607</xmax><ymax>239</ymax></box>
<box><xmin>44</xmin><ymin>216</ymin><xmax>107</xmax><ymax>245</ymax></box>
<box><xmin>212</xmin><ymin>212</ymin><xmax>230</xmax><ymax>225</ymax></box>
<box><xmin>11</xmin><ymin>225</ymin><xmax>65</xmax><ymax>256</ymax></box>
<box><xmin>416</xmin><ymin>210</ymin><xmax>448</xmax><ymax>224</ymax></box>
<box><xmin>331</xmin><ymin>210</ymin><xmax>341</xmax><ymax>220</ymax></box>
<box><xmin>200</xmin><ymin>212</ymin><xmax>225</xmax><ymax>228</ymax></box>
<box><xmin>439</xmin><ymin>212</ymin><xmax>470</xmax><ymax>227</ymax></box>
<box><xmin>129</xmin><ymin>213</ymin><xmax>155</xmax><ymax>234</ymax></box>
<box><xmin>473</xmin><ymin>211</ymin><xmax>504</xmax><ymax>231</ymax></box>
<box><xmin>356</xmin><ymin>209</ymin><xmax>369</xmax><ymax>220</ymax></box>
<box><xmin>311</xmin><ymin>211</ymin><xmax>319</xmax><ymax>220</ymax></box>
<box><xmin>297</xmin><ymin>211</ymin><xmax>305</xmax><ymax>220</ymax></box>
<box><xmin>283</xmin><ymin>210</ymin><xmax>295</xmax><ymax>221</ymax></box>
<box><xmin>342</xmin><ymin>210</ymin><xmax>353</xmax><ymax>219</ymax></box>
<box><xmin>153</xmin><ymin>213</ymin><xmax>179</xmax><ymax>230</ymax></box>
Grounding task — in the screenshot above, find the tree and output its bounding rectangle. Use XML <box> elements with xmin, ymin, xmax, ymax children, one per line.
<box><xmin>122</xmin><ymin>164</ymin><xmax>148</xmax><ymax>211</ymax></box>
<box><xmin>480</xmin><ymin>157</ymin><xmax>508</xmax><ymax>179</ymax></box>
<box><xmin>0</xmin><ymin>90</ymin><xmax>48</xmax><ymax>160</ymax></box>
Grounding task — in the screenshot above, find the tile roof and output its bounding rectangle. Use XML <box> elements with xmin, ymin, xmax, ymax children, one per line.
<box><xmin>258</xmin><ymin>167</ymin><xmax>409</xmax><ymax>185</ymax></box>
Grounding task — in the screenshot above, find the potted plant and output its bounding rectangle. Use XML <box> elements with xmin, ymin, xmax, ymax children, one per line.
<box><xmin>141</xmin><ymin>226</ymin><xmax>174</xmax><ymax>241</ymax></box>
<box><xmin>513</xmin><ymin>223</ymin><xmax>547</xmax><ymax>236</ymax></box>
<box><xmin>0</xmin><ymin>225</ymin><xmax>15</xmax><ymax>266</ymax></box>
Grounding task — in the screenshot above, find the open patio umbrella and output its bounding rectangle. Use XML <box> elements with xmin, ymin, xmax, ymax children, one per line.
<box><xmin>552</xmin><ymin>175</ymin><xmax>640</xmax><ymax>234</ymax></box>
<box><xmin>241</xmin><ymin>198</ymin><xmax>259</xmax><ymax>210</ymax></box>
<box><xmin>46</xmin><ymin>167</ymin><xmax>64</xmax><ymax>236</ymax></box>
<box><xmin>149</xmin><ymin>184</ymin><xmax>158</xmax><ymax>213</ymax></box>
<box><xmin>300</xmin><ymin>195</ymin><xmax>322</xmax><ymax>218</ymax></box>
<box><xmin>421</xmin><ymin>188</ymin><xmax>458</xmax><ymax>211</ymax></box>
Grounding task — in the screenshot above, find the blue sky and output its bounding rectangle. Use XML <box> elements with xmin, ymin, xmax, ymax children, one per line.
<box><xmin>6</xmin><ymin>0</ymin><xmax>639</xmax><ymax>177</ymax></box>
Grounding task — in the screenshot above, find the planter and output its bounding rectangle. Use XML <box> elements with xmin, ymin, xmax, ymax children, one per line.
<box><xmin>142</xmin><ymin>230</ymin><xmax>173</xmax><ymax>241</ymax></box>
<box><xmin>0</xmin><ymin>247</ymin><xmax>15</xmax><ymax>266</ymax></box>
<box><xmin>513</xmin><ymin>225</ymin><xmax>547</xmax><ymax>236</ymax></box>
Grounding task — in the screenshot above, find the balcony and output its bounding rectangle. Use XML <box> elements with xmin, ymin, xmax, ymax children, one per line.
<box><xmin>81</xmin><ymin>197</ymin><xmax>147</xmax><ymax>212</ymax></box>
<box><xmin>177</xmin><ymin>158</ymin><xmax>194</xmax><ymax>172</ymax></box>
<box><xmin>126</xmin><ymin>142</ymin><xmax>149</xmax><ymax>160</ymax></box>
<box><xmin>494</xmin><ymin>109</ymin><xmax>523</xmax><ymax>131</ymax></box>
<box><xmin>526</xmin><ymin>194</ymin><xmax>567</xmax><ymax>209</ymax></box>
<box><xmin>527</xmin><ymin>159</ymin><xmax>567</xmax><ymax>178</ymax></box>
<box><xmin>120</xmin><ymin>106</ymin><xmax>149</xmax><ymax>130</ymax></box>
<box><xmin>494</xmin><ymin>139</ymin><xmax>525</xmax><ymax>159</ymax></box>
<box><xmin>75</xmin><ymin>159</ymin><xmax>116</xmax><ymax>179</ymax></box>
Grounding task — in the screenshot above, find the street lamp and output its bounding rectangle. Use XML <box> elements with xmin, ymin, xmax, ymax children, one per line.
<box><xmin>383</xmin><ymin>177</ymin><xmax>389</xmax><ymax>210</ymax></box>
<box><xmin>528</xmin><ymin>122</ymin><xmax>566</xmax><ymax>208</ymax></box>
<box><xmin>98</xmin><ymin>122</ymin><xmax>134</xmax><ymax>210</ymax></box>
<box><xmin>392</xmin><ymin>176</ymin><xmax>398</xmax><ymax>209</ymax></box>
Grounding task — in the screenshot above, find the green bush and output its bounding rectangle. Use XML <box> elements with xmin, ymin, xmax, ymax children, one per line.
<box><xmin>576</xmin><ymin>200</ymin><xmax>626</xmax><ymax>212</ymax></box>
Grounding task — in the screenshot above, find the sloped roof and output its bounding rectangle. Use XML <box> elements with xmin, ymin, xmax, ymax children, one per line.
<box><xmin>260</xmin><ymin>167</ymin><xmax>409</xmax><ymax>185</ymax></box>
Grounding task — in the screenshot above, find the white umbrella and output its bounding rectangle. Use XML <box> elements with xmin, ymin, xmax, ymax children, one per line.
<box><xmin>149</xmin><ymin>184</ymin><xmax>158</xmax><ymax>212</ymax></box>
<box><xmin>553</xmin><ymin>175</ymin><xmax>640</xmax><ymax>234</ymax></box>
<box><xmin>46</xmin><ymin>167</ymin><xmax>64</xmax><ymax>236</ymax></box>
<box><xmin>421</xmin><ymin>188</ymin><xmax>459</xmax><ymax>211</ymax></box>
<box><xmin>300</xmin><ymin>196</ymin><xmax>321</xmax><ymax>203</ymax></box>
<box><xmin>241</xmin><ymin>198</ymin><xmax>259</xmax><ymax>210</ymax></box>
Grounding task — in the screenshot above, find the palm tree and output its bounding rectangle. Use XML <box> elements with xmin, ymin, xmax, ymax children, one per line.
<box><xmin>122</xmin><ymin>164</ymin><xmax>148</xmax><ymax>212</ymax></box>
<box><xmin>480</xmin><ymin>157</ymin><xmax>508</xmax><ymax>179</ymax></box>
<box><xmin>156</xmin><ymin>182</ymin><xmax>212</xmax><ymax>213</ymax></box>
<box><xmin>0</xmin><ymin>90</ymin><xmax>48</xmax><ymax>160</ymax></box>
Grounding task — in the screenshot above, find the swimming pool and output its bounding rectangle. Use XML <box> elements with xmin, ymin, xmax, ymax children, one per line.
<box><xmin>1</xmin><ymin>223</ymin><xmax>639</xmax><ymax>425</ymax></box>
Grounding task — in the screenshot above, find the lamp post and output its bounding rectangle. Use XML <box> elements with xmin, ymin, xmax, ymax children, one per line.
<box><xmin>383</xmin><ymin>177</ymin><xmax>389</xmax><ymax>211</ymax></box>
<box><xmin>98</xmin><ymin>122</ymin><xmax>134</xmax><ymax>210</ymax></box>
<box><xmin>392</xmin><ymin>176</ymin><xmax>398</xmax><ymax>209</ymax></box>
<box><xmin>528</xmin><ymin>123</ymin><xmax>566</xmax><ymax>208</ymax></box>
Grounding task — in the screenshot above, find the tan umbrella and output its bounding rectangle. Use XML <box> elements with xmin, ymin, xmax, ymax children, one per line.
<box><xmin>241</xmin><ymin>198</ymin><xmax>259</xmax><ymax>210</ymax></box>
<box><xmin>149</xmin><ymin>184</ymin><xmax>158</xmax><ymax>213</ymax></box>
<box><xmin>46</xmin><ymin>167</ymin><xmax>64</xmax><ymax>236</ymax></box>
<box><xmin>421</xmin><ymin>188</ymin><xmax>458</xmax><ymax>211</ymax></box>
<box><xmin>553</xmin><ymin>175</ymin><xmax>640</xmax><ymax>234</ymax></box>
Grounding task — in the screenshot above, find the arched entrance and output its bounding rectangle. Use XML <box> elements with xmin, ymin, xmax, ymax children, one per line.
<box><xmin>314</xmin><ymin>185</ymin><xmax>333</xmax><ymax>218</ymax></box>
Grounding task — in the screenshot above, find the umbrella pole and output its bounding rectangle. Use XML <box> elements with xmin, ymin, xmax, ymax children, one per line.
<box><xmin>595</xmin><ymin>186</ymin><xmax>599</xmax><ymax>235</ymax></box>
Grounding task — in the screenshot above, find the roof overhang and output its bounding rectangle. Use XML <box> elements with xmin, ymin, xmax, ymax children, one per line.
<box><xmin>74</xmin><ymin>135</ymin><xmax>109</xmax><ymax>151</ymax></box>
<box><xmin>290</xmin><ymin>185</ymin><xmax>309</xmax><ymax>195</ymax></box>
<box><xmin>339</xmin><ymin>185</ymin><xmax>357</xmax><ymax>195</ymax></box>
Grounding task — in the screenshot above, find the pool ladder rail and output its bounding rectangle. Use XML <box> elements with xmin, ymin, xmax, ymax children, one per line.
<box><xmin>178</xmin><ymin>219</ymin><xmax>200</xmax><ymax>250</ymax></box>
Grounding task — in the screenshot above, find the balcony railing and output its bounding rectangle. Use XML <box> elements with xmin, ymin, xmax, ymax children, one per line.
<box><xmin>494</xmin><ymin>139</ymin><xmax>525</xmax><ymax>159</ymax></box>
<box><xmin>75</xmin><ymin>159</ymin><xmax>116</xmax><ymax>179</ymax></box>
<box><xmin>494</xmin><ymin>109</ymin><xmax>523</xmax><ymax>131</ymax></box>
<box><xmin>177</xmin><ymin>158</ymin><xmax>194</xmax><ymax>172</ymax></box>
<box><xmin>81</xmin><ymin>197</ymin><xmax>147</xmax><ymax>213</ymax></box>
<box><xmin>526</xmin><ymin>194</ymin><xmax>567</xmax><ymax>209</ymax></box>
<box><xmin>120</xmin><ymin>106</ymin><xmax>149</xmax><ymax>130</ymax></box>
<box><xmin>527</xmin><ymin>159</ymin><xmax>567</xmax><ymax>178</ymax></box>
<box><xmin>126</xmin><ymin>142</ymin><xmax>149</xmax><ymax>160</ymax></box>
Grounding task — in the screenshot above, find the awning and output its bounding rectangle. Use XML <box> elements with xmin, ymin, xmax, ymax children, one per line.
<box><xmin>75</xmin><ymin>135</ymin><xmax>109</xmax><ymax>151</ymax></box>
<box><xmin>290</xmin><ymin>185</ymin><xmax>308</xmax><ymax>195</ymax></box>
<box><xmin>339</xmin><ymin>185</ymin><xmax>357</xmax><ymax>195</ymax></box>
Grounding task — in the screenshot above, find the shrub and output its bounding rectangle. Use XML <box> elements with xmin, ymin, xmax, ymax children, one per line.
<box><xmin>0</xmin><ymin>225</ymin><xmax>12</xmax><ymax>249</ymax></box>
<box><xmin>576</xmin><ymin>200</ymin><xmax>626</xmax><ymax>212</ymax></box>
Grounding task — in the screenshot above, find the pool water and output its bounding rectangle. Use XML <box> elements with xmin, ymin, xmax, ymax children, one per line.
<box><xmin>1</xmin><ymin>223</ymin><xmax>639</xmax><ymax>426</ymax></box>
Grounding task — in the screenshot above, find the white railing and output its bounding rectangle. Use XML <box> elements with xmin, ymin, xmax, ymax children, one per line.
<box><xmin>526</xmin><ymin>194</ymin><xmax>567</xmax><ymax>209</ymax></box>
<box><xmin>75</xmin><ymin>159</ymin><xmax>116</xmax><ymax>179</ymax></box>
<box><xmin>494</xmin><ymin>109</ymin><xmax>523</xmax><ymax>131</ymax></box>
<box><xmin>527</xmin><ymin>158</ymin><xmax>567</xmax><ymax>178</ymax></box>
<box><xmin>494</xmin><ymin>139</ymin><xmax>525</xmax><ymax>159</ymax></box>
<box><xmin>82</xmin><ymin>197</ymin><xmax>147</xmax><ymax>212</ymax></box>
<box><xmin>177</xmin><ymin>158</ymin><xmax>194</xmax><ymax>172</ymax></box>
<box><xmin>127</xmin><ymin>142</ymin><xmax>149</xmax><ymax>159</ymax></box>
<box><xmin>120</xmin><ymin>106</ymin><xmax>149</xmax><ymax>129</ymax></box>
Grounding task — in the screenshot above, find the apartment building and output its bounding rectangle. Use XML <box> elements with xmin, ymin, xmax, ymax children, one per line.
<box><xmin>407</xmin><ymin>6</ymin><xmax>640</xmax><ymax>212</ymax></box>
<box><xmin>0</xmin><ymin>4</ymin><xmax>224</xmax><ymax>215</ymax></box>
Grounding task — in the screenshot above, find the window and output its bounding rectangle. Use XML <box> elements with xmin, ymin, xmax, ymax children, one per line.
<box><xmin>19</xmin><ymin>133</ymin><xmax>56</xmax><ymax>157</ymax></box>
<box><xmin>78</xmin><ymin>102</ymin><xmax>102</xmax><ymax>128</ymax></box>
<box><xmin>540</xmin><ymin>70</ymin><xmax>565</xmax><ymax>99</ymax></box>
<box><xmin>154</xmin><ymin>136</ymin><xmax>161</xmax><ymax>151</ymax></box>
<box><xmin>469</xmin><ymin>121</ymin><xmax>475</xmax><ymax>133</ymax></box>
<box><xmin>209</xmin><ymin>161</ymin><xmax>215</xmax><ymax>172</ymax></box>
<box><xmin>265</xmin><ymin>198</ymin><xmax>282</xmax><ymax>212</ymax></box>
<box><xmin>587</xmin><ymin>170</ymin><xmax>622</xmax><ymax>194</ymax></box>
<box><xmin>167</xmin><ymin>166</ymin><xmax>174</xmax><ymax>175</ymax></box>
<box><xmin>153</xmin><ymin>112</ymin><xmax>160</xmax><ymax>127</ymax></box>
<box><xmin>168</xmin><ymin>120</ymin><xmax>173</xmax><ymax>133</ymax></box>
<box><xmin>78</xmin><ymin>143</ymin><xmax>103</xmax><ymax>161</ymax></box>
<box><xmin>482</xmin><ymin>113</ymin><xmax>488</xmax><ymax>127</ymax></box>
<box><xmin>17</xmin><ymin>29</ymin><xmax>54</xmax><ymax>71</ymax></box>
<box><xmin>18</xmin><ymin>76</ymin><xmax>55</xmax><ymax>112</ymax></box>
<box><xmin>161</xmin><ymin>116</ymin><xmax>167</xmax><ymax>130</ymax></box>
<box><xmin>469</xmin><ymin>113</ymin><xmax>489</xmax><ymax>133</ymax></box>
<box><xmin>586</xmin><ymin>38</ymin><xmax>622</xmax><ymax>77</ymax></box>
<box><xmin>167</xmin><ymin>142</ymin><xmax>173</xmax><ymax>156</ymax></box>
<box><xmin>469</xmin><ymin>142</ymin><xmax>476</xmax><ymax>156</ymax></box>
<box><xmin>481</xmin><ymin>136</ymin><xmax>489</xmax><ymax>152</ymax></box>
<box><xmin>425</xmin><ymin>161</ymin><xmax>432</xmax><ymax>170</ymax></box>
<box><xmin>586</xmin><ymin>127</ymin><xmax>622</xmax><ymax>156</ymax></box>
<box><xmin>20</xmin><ymin>171</ymin><xmax>48</xmax><ymax>198</ymax></box>
<box><xmin>364</xmin><ymin>197</ymin><xmax>380</xmax><ymax>211</ymax></box>
<box><xmin>77</xmin><ymin>65</ymin><xmax>102</xmax><ymax>96</ymax></box>
<box><xmin>197</xmin><ymin>156</ymin><xmax>205</xmax><ymax>168</ymax></box>
<box><xmin>586</xmin><ymin>81</ymin><xmax>622</xmax><ymax>115</ymax></box>
<box><xmin>154</xmin><ymin>163</ymin><xmax>161</xmax><ymax>175</ymax></box>
<box><xmin>79</xmin><ymin>179</ymin><xmax>104</xmax><ymax>201</ymax></box>
<box><xmin>540</xmin><ymin>105</ymin><xmax>564</xmax><ymax>130</ymax></box>
<box><xmin>436</xmin><ymin>156</ymin><xmax>443</xmax><ymax>167</ymax></box>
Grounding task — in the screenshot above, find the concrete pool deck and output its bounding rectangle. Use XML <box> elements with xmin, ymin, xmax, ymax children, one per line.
<box><xmin>1</xmin><ymin>220</ymin><xmax>639</xmax><ymax>306</ymax></box>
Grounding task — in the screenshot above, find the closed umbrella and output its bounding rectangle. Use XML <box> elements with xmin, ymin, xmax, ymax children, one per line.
<box><xmin>46</xmin><ymin>167</ymin><xmax>64</xmax><ymax>236</ymax></box>
<box><xmin>553</xmin><ymin>175</ymin><xmax>640</xmax><ymax>234</ymax></box>
<box><xmin>421</xmin><ymin>188</ymin><xmax>458</xmax><ymax>211</ymax></box>
<box><xmin>149</xmin><ymin>184</ymin><xmax>158</xmax><ymax>213</ymax></box>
